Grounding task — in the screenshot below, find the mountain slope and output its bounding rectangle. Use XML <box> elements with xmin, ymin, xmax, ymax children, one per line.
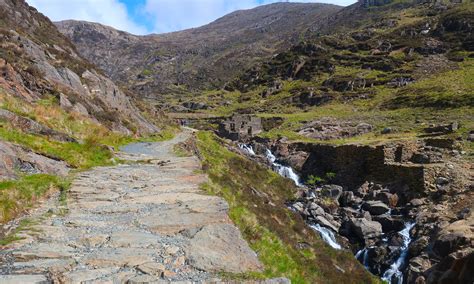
<box><xmin>0</xmin><ymin>0</ymin><xmax>157</xmax><ymax>134</ymax></box>
<box><xmin>55</xmin><ymin>3</ymin><xmax>341</xmax><ymax>98</ymax></box>
<box><xmin>0</xmin><ymin>0</ymin><xmax>166</xmax><ymax>224</ymax></box>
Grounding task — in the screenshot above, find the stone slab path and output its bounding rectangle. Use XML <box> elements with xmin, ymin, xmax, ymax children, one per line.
<box><xmin>0</xmin><ymin>130</ymin><xmax>263</xmax><ymax>283</ymax></box>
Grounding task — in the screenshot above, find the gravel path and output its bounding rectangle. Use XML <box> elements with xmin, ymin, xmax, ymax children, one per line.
<box><xmin>0</xmin><ymin>130</ymin><xmax>263</xmax><ymax>283</ymax></box>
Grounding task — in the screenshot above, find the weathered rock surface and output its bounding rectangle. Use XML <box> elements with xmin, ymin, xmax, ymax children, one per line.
<box><xmin>0</xmin><ymin>0</ymin><xmax>158</xmax><ymax>135</ymax></box>
<box><xmin>0</xmin><ymin>131</ymin><xmax>262</xmax><ymax>282</ymax></box>
<box><xmin>361</xmin><ymin>201</ymin><xmax>390</xmax><ymax>216</ymax></box>
<box><xmin>348</xmin><ymin>218</ymin><xmax>383</xmax><ymax>240</ymax></box>
<box><xmin>0</xmin><ymin>140</ymin><xmax>69</xmax><ymax>180</ymax></box>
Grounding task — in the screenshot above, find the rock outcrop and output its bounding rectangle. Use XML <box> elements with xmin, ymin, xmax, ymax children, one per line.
<box><xmin>0</xmin><ymin>0</ymin><xmax>157</xmax><ymax>135</ymax></box>
<box><xmin>0</xmin><ymin>140</ymin><xmax>69</xmax><ymax>179</ymax></box>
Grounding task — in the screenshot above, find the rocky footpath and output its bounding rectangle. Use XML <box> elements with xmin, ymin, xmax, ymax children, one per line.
<box><xmin>0</xmin><ymin>130</ymin><xmax>270</xmax><ymax>283</ymax></box>
<box><xmin>239</xmin><ymin>136</ymin><xmax>473</xmax><ymax>284</ymax></box>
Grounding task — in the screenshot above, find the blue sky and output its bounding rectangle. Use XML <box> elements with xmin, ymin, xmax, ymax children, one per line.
<box><xmin>27</xmin><ymin>0</ymin><xmax>356</xmax><ymax>35</ymax></box>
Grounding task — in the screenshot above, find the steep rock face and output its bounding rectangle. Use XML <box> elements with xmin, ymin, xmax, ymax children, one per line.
<box><xmin>0</xmin><ymin>0</ymin><xmax>157</xmax><ymax>134</ymax></box>
<box><xmin>55</xmin><ymin>3</ymin><xmax>342</xmax><ymax>97</ymax></box>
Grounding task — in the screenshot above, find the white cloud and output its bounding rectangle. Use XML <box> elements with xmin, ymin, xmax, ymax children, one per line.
<box><xmin>142</xmin><ymin>0</ymin><xmax>261</xmax><ymax>33</ymax></box>
<box><xmin>26</xmin><ymin>0</ymin><xmax>149</xmax><ymax>35</ymax></box>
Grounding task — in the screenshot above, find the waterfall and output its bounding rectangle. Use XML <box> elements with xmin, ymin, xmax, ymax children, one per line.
<box><xmin>265</xmin><ymin>149</ymin><xmax>302</xmax><ymax>186</ymax></box>
<box><xmin>310</xmin><ymin>224</ymin><xmax>342</xmax><ymax>250</ymax></box>
<box><xmin>381</xmin><ymin>223</ymin><xmax>415</xmax><ymax>284</ymax></box>
<box><xmin>238</xmin><ymin>144</ymin><xmax>256</xmax><ymax>156</ymax></box>
<box><xmin>240</xmin><ymin>145</ymin><xmax>341</xmax><ymax>249</ymax></box>
<box><xmin>355</xmin><ymin>248</ymin><xmax>370</xmax><ymax>268</ymax></box>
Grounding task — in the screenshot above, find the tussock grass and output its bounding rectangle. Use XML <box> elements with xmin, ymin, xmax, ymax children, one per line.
<box><xmin>0</xmin><ymin>174</ymin><xmax>70</xmax><ymax>224</ymax></box>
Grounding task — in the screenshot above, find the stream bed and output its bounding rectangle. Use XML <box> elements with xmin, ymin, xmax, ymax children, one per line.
<box><xmin>238</xmin><ymin>143</ymin><xmax>416</xmax><ymax>284</ymax></box>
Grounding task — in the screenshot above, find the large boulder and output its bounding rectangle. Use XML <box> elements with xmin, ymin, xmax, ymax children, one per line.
<box><xmin>375</xmin><ymin>192</ymin><xmax>399</xmax><ymax>208</ymax></box>
<box><xmin>348</xmin><ymin>218</ymin><xmax>383</xmax><ymax>240</ymax></box>
<box><xmin>409</xmin><ymin>236</ymin><xmax>430</xmax><ymax>257</ymax></box>
<box><xmin>426</xmin><ymin>248</ymin><xmax>474</xmax><ymax>284</ymax></box>
<box><xmin>0</xmin><ymin>141</ymin><xmax>69</xmax><ymax>180</ymax></box>
<box><xmin>314</xmin><ymin>215</ymin><xmax>340</xmax><ymax>232</ymax></box>
<box><xmin>362</xmin><ymin>201</ymin><xmax>390</xmax><ymax>215</ymax></box>
<box><xmin>373</xmin><ymin>216</ymin><xmax>405</xmax><ymax>233</ymax></box>
<box><xmin>406</xmin><ymin>256</ymin><xmax>431</xmax><ymax>284</ymax></box>
<box><xmin>433</xmin><ymin>233</ymin><xmax>469</xmax><ymax>258</ymax></box>
<box><xmin>321</xmin><ymin>184</ymin><xmax>343</xmax><ymax>200</ymax></box>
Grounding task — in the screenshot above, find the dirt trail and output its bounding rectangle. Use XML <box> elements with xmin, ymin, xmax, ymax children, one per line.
<box><xmin>0</xmin><ymin>130</ymin><xmax>264</xmax><ymax>283</ymax></box>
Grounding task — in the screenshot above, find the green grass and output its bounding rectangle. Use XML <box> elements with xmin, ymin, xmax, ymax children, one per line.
<box><xmin>0</xmin><ymin>122</ymin><xmax>114</xmax><ymax>169</ymax></box>
<box><xmin>0</xmin><ymin>174</ymin><xmax>70</xmax><ymax>224</ymax></box>
<box><xmin>196</xmin><ymin>131</ymin><xmax>378</xmax><ymax>284</ymax></box>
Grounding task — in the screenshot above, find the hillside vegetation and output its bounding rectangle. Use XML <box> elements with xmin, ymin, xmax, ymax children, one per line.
<box><xmin>196</xmin><ymin>131</ymin><xmax>379</xmax><ymax>283</ymax></box>
<box><xmin>0</xmin><ymin>0</ymin><xmax>171</xmax><ymax>226</ymax></box>
<box><xmin>181</xmin><ymin>1</ymin><xmax>473</xmax><ymax>151</ymax></box>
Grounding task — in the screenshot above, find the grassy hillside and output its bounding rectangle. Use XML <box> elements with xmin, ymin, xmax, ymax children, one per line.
<box><xmin>0</xmin><ymin>88</ymin><xmax>175</xmax><ymax>225</ymax></box>
<box><xmin>178</xmin><ymin>2</ymin><xmax>473</xmax><ymax>153</ymax></box>
<box><xmin>196</xmin><ymin>131</ymin><xmax>379</xmax><ymax>284</ymax></box>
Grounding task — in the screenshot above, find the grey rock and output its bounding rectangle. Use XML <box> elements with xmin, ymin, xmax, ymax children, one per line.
<box><xmin>186</xmin><ymin>224</ymin><xmax>263</xmax><ymax>273</ymax></box>
<box><xmin>315</xmin><ymin>215</ymin><xmax>339</xmax><ymax>232</ymax></box>
<box><xmin>349</xmin><ymin>218</ymin><xmax>383</xmax><ymax>240</ymax></box>
<box><xmin>321</xmin><ymin>184</ymin><xmax>343</xmax><ymax>200</ymax></box>
<box><xmin>127</xmin><ymin>274</ymin><xmax>162</xmax><ymax>284</ymax></box>
<box><xmin>362</xmin><ymin>201</ymin><xmax>390</xmax><ymax>215</ymax></box>
<box><xmin>0</xmin><ymin>275</ymin><xmax>49</xmax><ymax>284</ymax></box>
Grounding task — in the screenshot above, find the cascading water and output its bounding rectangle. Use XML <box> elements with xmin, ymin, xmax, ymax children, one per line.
<box><xmin>381</xmin><ymin>222</ymin><xmax>415</xmax><ymax>284</ymax></box>
<box><xmin>239</xmin><ymin>144</ymin><xmax>341</xmax><ymax>249</ymax></box>
<box><xmin>265</xmin><ymin>149</ymin><xmax>302</xmax><ymax>186</ymax></box>
<box><xmin>310</xmin><ymin>224</ymin><xmax>342</xmax><ymax>249</ymax></box>
<box><xmin>355</xmin><ymin>248</ymin><xmax>370</xmax><ymax>268</ymax></box>
<box><xmin>265</xmin><ymin>149</ymin><xmax>342</xmax><ymax>249</ymax></box>
<box><xmin>238</xmin><ymin>144</ymin><xmax>256</xmax><ymax>156</ymax></box>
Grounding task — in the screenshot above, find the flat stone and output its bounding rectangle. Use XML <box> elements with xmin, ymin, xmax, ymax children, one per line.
<box><xmin>186</xmin><ymin>224</ymin><xmax>262</xmax><ymax>273</ymax></box>
<box><xmin>109</xmin><ymin>231</ymin><xmax>160</xmax><ymax>248</ymax></box>
<box><xmin>0</xmin><ymin>274</ymin><xmax>49</xmax><ymax>284</ymax></box>
<box><xmin>314</xmin><ymin>215</ymin><xmax>339</xmax><ymax>232</ymax></box>
<box><xmin>136</xmin><ymin>262</ymin><xmax>166</xmax><ymax>277</ymax></box>
<box><xmin>139</xmin><ymin>202</ymin><xmax>230</xmax><ymax>235</ymax></box>
<box><xmin>60</xmin><ymin>268</ymin><xmax>119</xmax><ymax>284</ymax></box>
<box><xmin>81</xmin><ymin>248</ymin><xmax>154</xmax><ymax>268</ymax></box>
<box><xmin>13</xmin><ymin>258</ymin><xmax>75</xmax><ymax>274</ymax></box>
<box><xmin>12</xmin><ymin>243</ymin><xmax>73</xmax><ymax>261</ymax></box>
<box><xmin>127</xmin><ymin>274</ymin><xmax>163</xmax><ymax>284</ymax></box>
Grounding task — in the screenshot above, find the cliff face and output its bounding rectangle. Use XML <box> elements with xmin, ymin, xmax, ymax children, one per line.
<box><xmin>0</xmin><ymin>0</ymin><xmax>157</xmax><ymax>134</ymax></box>
<box><xmin>55</xmin><ymin>3</ymin><xmax>342</xmax><ymax>98</ymax></box>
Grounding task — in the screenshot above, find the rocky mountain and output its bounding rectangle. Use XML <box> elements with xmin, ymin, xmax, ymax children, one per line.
<box><xmin>0</xmin><ymin>0</ymin><xmax>157</xmax><ymax>134</ymax></box>
<box><xmin>55</xmin><ymin>3</ymin><xmax>341</xmax><ymax>98</ymax></box>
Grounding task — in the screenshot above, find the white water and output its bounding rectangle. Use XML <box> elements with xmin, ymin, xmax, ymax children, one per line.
<box><xmin>265</xmin><ymin>149</ymin><xmax>302</xmax><ymax>186</ymax></box>
<box><xmin>355</xmin><ymin>248</ymin><xmax>370</xmax><ymax>268</ymax></box>
<box><xmin>238</xmin><ymin>144</ymin><xmax>256</xmax><ymax>156</ymax></box>
<box><xmin>240</xmin><ymin>145</ymin><xmax>342</xmax><ymax>249</ymax></box>
<box><xmin>381</xmin><ymin>222</ymin><xmax>415</xmax><ymax>284</ymax></box>
<box><xmin>310</xmin><ymin>224</ymin><xmax>342</xmax><ymax>250</ymax></box>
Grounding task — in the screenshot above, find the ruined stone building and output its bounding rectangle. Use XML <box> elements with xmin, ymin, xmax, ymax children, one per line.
<box><xmin>218</xmin><ymin>115</ymin><xmax>262</xmax><ymax>141</ymax></box>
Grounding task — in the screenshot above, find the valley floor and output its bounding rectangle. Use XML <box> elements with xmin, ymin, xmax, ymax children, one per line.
<box><xmin>0</xmin><ymin>130</ymin><xmax>265</xmax><ymax>283</ymax></box>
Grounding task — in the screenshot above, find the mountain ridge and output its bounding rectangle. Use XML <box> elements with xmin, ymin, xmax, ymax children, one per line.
<box><xmin>55</xmin><ymin>2</ymin><xmax>342</xmax><ymax>98</ymax></box>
